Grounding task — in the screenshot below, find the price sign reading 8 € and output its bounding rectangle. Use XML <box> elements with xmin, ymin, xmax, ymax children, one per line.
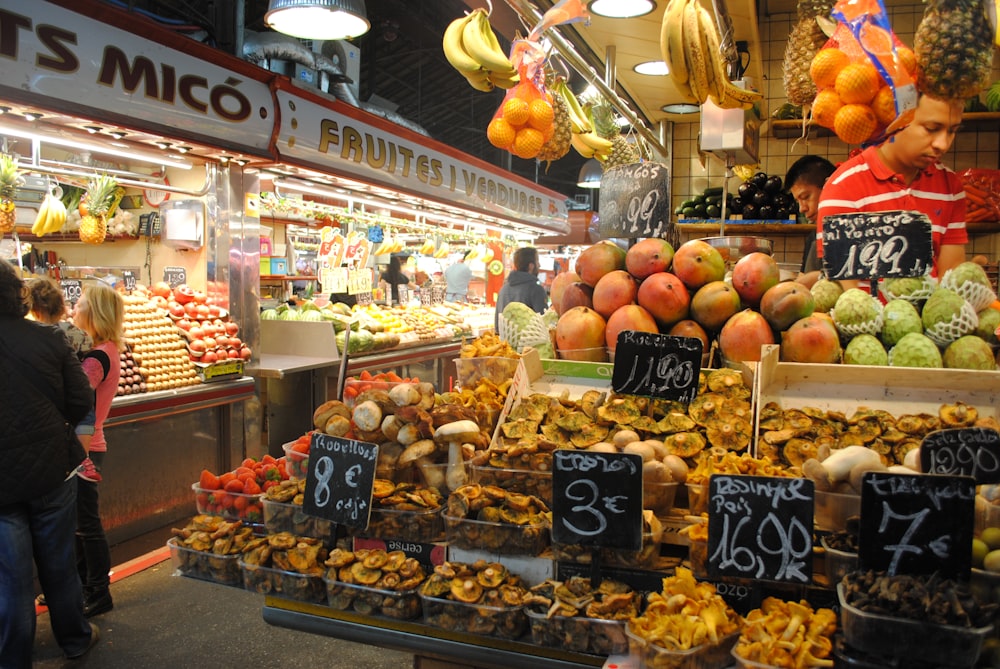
<box><xmin>303</xmin><ymin>433</ymin><xmax>379</xmax><ymax>530</ymax></box>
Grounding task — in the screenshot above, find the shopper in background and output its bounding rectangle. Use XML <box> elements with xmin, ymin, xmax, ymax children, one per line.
<box><xmin>0</xmin><ymin>261</ymin><xmax>99</xmax><ymax>666</ymax></box>
<box><xmin>785</xmin><ymin>155</ymin><xmax>836</xmax><ymax>288</ymax></box>
<box><xmin>445</xmin><ymin>250</ymin><xmax>473</xmax><ymax>302</ymax></box>
<box><xmin>380</xmin><ymin>255</ymin><xmax>410</xmax><ymax>305</ymax></box>
<box><xmin>494</xmin><ymin>246</ymin><xmax>547</xmax><ymax>330</ymax></box>
<box><xmin>817</xmin><ymin>94</ymin><xmax>967</xmax><ymax>292</ymax></box>
<box><xmin>72</xmin><ymin>283</ymin><xmax>124</xmax><ymax>618</ymax></box>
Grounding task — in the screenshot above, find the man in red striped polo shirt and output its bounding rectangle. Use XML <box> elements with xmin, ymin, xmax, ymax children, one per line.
<box><xmin>815</xmin><ymin>94</ymin><xmax>968</xmax><ymax>293</ymax></box>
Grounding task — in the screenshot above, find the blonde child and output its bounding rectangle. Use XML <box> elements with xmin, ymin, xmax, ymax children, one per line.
<box><xmin>72</xmin><ymin>282</ymin><xmax>124</xmax><ymax>618</ymax></box>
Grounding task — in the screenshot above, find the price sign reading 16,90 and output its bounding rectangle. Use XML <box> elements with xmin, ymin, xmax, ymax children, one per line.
<box><xmin>552</xmin><ymin>450</ymin><xmax>643</xmax><ymax>551</ymax></box>
<box><xmin>303</xmin><ymin>433</ymin><xmax>378</xmax><ymax>531</ymax></box>
<box><xmin>708</xmin><ymin>475</ymin><xmax>814</xmax><ymax>584</ymax></box>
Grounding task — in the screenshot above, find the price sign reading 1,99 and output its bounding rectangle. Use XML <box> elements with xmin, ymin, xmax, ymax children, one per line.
<box><xmin>60</xmin><ymin>279</ymin><xmax>83</xmax><ymax>307</ymax></box>
<box><xmin>707</xmin><ymin>475</ymin><xmax>814</xmax><ymax>584</ymax></box>
<box><xmin>821</xmin><ymin>210</ymin><xmax>933</xmax><ymax>282</ymax></box>
<box><xmin>551</xmin><ymin>450</ymin><xmax>643</xmax><ymax>551</ymax></box>
<box><xmin>303</xmin><ymin>433</ymin><xmax>378</xmax><ymax>530</ymax></box>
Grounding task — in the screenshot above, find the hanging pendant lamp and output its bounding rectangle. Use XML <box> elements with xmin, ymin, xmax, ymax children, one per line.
<box><xmin>577</xmin><ymin>158</ymin><xmax>603</xmax><ymax>189</ymax></box>
<box><xmin>265</xmin><ymin>0</ymin><xmax>371</xmax><ymax>40</ymax></box>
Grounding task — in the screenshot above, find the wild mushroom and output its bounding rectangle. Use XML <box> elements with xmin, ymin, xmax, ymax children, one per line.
<box><xmin>388</xmin><ymin>383</ymin><xmax>421</xmax><ymax>407</ymax></box>
<box><xmin>433</xmin><ymin>420</ymin><xmax>481</xmax><ymax>491</ymax></box>
<box><xmin>352</xmin><ymin>400</ymin><xmax>382</xmax><ymax>432</ymax></box>
<box><xmin>396</xmin><ymin>439</ymin><xmax>438</xmax><ymax>483</ymax></box>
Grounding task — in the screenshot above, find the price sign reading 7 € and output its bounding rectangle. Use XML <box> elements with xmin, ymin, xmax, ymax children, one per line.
<box><xmin>303</xmin><ymin>433</ymin><xmax>379</xmax><ymax>531</ymax></box>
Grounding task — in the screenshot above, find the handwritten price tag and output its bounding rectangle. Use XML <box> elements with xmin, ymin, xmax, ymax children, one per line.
<box><xmin>859</xmin><ymin>472</ymin><xmax>974</xmax><ymax>578</ymax></box>
<box><xmin>163</xmin><ymin>266</ymin><xmax>187</xmax><ymax>288</ymax></box>
<box><xmin>611</xmin><ymin>332</ymin><xmax>702</xmax><ymax>402</ymax></box>
<box><xmin>598</xmin><ymin>162</ymin><xmax>671</xmax><ymax>239</ymax></box>
<box><xmin>303</xmin><ymin>434</ymin><xmax>378</xmax><ymax>530</ymax></box>
<box><xmin>707</xmin><ymin>475</ymin><xmax>814</xmax><ymax>584</ymax></box>
<box><xmin>821</xmin><ymin>210</ymin><xmax>932</xmax><ymax>281</ymax></box>
<box><xmin>60</xmin><ymin>279</ymin><xmax>82</xmax><ymax>307</ymax></box>
<box><xmin>921</xmin><ymin>428</ymin><xmax>1000</xmax><ymax>484</ymax></box>
<box><xmin>552</xmin><ymin>450</ymin><xmax>643</xmax><ymax>551</ymax></box>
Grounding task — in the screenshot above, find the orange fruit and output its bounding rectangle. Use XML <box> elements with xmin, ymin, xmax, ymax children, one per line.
<box><xmin>810</xmin><ymin>48</ymin><xmax>850</xmax><ymax>89</ymax></box>
<box><xmin>487</xmin><ymin>117</ymin><xmax>516</xmax><ymax>149</ymax></box>
<box><xmin>834</xmin><ymin>104</ymin><xmax>878</xmax><ymax>144</ymax></box>
<box><xmin>871</xmin><ymin>85</ymin><xmax>897</xmax><ymax>126</ymax></box>
<box><xmin>896</xmin><ymin>46</ymin><xmax>917</xmax><ymax>78</ymax></box>
<box><xmin>835</xmin><ymin>62</ymin><xmax>882</xmax><ymax>104</ymax></box>
<box><xmin>811</xmin><ymin>88</ymin><xmax>843</xmax><ymax>129</ymax></box>
<box><xmin>511</xmin><ymin>127</ymin><xmax>544</xmax><ymax>159</ymax></box>
<box><xmin>527</xmin><ymin>98</ymin><xmax>554</xmax><ymax>132</ymax></box>
<box><xmin>502</xmin><ymin>97</ymin><xmax>530</xmax><ymax>126</ymax></box>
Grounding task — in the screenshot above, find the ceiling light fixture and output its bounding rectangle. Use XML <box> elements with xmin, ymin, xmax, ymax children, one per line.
<box><xmin>634</xmin><ymin>60</ymin><xmax>669</xmax><ymax>76</ymax></box>
<box><xmin>265</xmin><ymin>0</ymin><xmax>370</xmax><ymax>40</ymax></box>
<box><xmin>84</xmin><ymin>125</ymin><xmax>102</xmax><ymax>134</ymax></box>
<box><xmin>0</xmin><ymin>124</ymin><xmax>192</xmax><ymax>169</ymax></box>
<box><xmin>23</xmin><ymin>112</ymin><xmax>42</xmax><ymax>122</ymax></box>
<box><xmin>662</xmin><ymin>103</ymin><xmax>700</xmax><ymax>114</ymax></box>
<box><xmin>577</xmin><ymin>158</ymin><xmax>603</xmax><ymax>189</ymax></box>
<box><xmin>589</xmin><ymin>0</ymin><xmax>656</xmax><ymax>18</ymax></box>
<box><xmin>155</xmin><ymin>141</ymin><xmax>172</xmax><ymax>150</ymax></box>
<box><xmin>175</xmin><ymin>146</ymin><xmax>192</xmax><ymax>154</ymax></box>
<box><xmin>108</xmin><ymin>130</ymin><xmax>127</xmax><ymax>139</ymax></box>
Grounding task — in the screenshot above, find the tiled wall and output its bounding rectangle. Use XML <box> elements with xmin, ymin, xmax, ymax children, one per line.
<box><xmin>672</xmin><ymin>0</ymin><xmax>1000</xmax><ymax>266</ymax></box>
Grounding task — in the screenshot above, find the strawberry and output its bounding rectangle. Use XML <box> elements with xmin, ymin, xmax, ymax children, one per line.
<box><xmin>243</xmin><ymin>479</ymin><xmax>262</xmax><ymax>495</ymax></box>
<box><xmin>198</xmin><ymin>469</ymin><xmax>221</xmax><ymax>490</ymax></box>
<box><xmin>224</xmin><ymin>478</ymin><xmax>245</xmax><ymax>493</ymax></box>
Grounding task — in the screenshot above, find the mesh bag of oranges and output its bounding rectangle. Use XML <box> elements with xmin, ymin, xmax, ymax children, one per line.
<box><xmin>809</xmin><ymin>0</ymin><xmax>917</xmax><ymax>145</ymax></box>
<box><xmin>486</xmin><ymin>66</ymin><xmax>555</xmax><ymax>160</ymax></box>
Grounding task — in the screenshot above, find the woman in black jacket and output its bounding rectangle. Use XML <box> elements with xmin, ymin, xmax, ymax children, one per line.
<box><xmin>0</xmin><ymin>261</ymin><xmax>99</xmax><ymax>665</ymax></box>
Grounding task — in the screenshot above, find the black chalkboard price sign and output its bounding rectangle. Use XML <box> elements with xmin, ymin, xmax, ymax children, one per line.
<box><xmin>920</xmin><ymin>428</ymin><xmax>1000</xmax><ymax>484</ymax></box>
<box><xmin>598</xmin><ymin>162</ymin><xmax>671</xmax><ymax>239</ymax></box>
<box><xmin>611</xmin><ymin>331</ymin><xmax>702</xmax><ymax>402</ymax></box>
<box><xmin>60</xmin><ymin>279</ymin><xmax>82</xmax><ymax>307</ymax></box>
<box><xmin>122</xmin><ymin>270</ymin><xmax>137</xmax><ymax>292</ymax></box>
<box><xmin>707</xmin><ymin>475</ymin><xmax>814</xmax><ymax>584</ymax></box>
<box><xmin>859</xmin><ymin>472</ymin><xmax>974</xmax><ymax>579</ymax></box>
<box><xmin>163</xmin><ymin>266</ymin><xmax>187</xmax><ymax>288</ymax></box>
<box><xmin>551</xmin><ymin>450</ymin><xmax>643</xmax><ymax>551</ymax></box>
<box><xmin>303</xmin><ymin>433</ymin><xmax>379</xmax><ymax>530</ymax></box>
<box><xmin>821</xmin><ymin>210</ymin><xmax>933</xmax><ymax>282</ymax></box>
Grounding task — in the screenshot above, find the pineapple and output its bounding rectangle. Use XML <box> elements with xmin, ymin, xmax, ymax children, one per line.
<box><xmin>591</xmin><ymin>100</ymin><xmax>639</xmax><ymax>169</ymax></box>
<box><xmin>78</xmin><ymin>174</ymin><xmax>119</xmax><ymax>245</ymax></box>
<box><xmin>603</xmin><ymin>135</ymin><xmax>640</xmax><ymax>169</ymax></box>
<box><xmin>782</xmin><ymin>16</ymin><xmax>829</xmax><ymax>105</ymax></box>
<box><xmin>535</xmin><ymin>92</ymin><xmax>571</xmax><ymax>166</ymax></box>
<box><xmin>914</xmin><ymin>0</ymin><xmax>993</xmax><ymax>100</ymax></box>
<box><xmin>0</xmin><ymin>153</ymin><xmax>21</xmax><ymax>234</ymax></box>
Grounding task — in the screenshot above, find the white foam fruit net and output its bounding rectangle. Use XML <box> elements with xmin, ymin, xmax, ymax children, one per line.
<box><xmin>924</xmin><ymin>301</ymin><xmax>980</xmax><ymax>347</ymax></box>
<box><xmin>879</xmin><ymin>274</ymin><xmax>937</xmax><ymax>306</ymax></box>
<box><xmin>832</xmin><ymin>301</ymin><xmax>884</xmax><ymax>339</ymax></box>
<box><xmin>939</xmin><ymin>270</ymin><xmax>998</xmax><ymax>312</ymax></box>
<box><xmin>498</xmin><ymin>312</ymin><xmax>550</xmax><ymax>353</ymax></box>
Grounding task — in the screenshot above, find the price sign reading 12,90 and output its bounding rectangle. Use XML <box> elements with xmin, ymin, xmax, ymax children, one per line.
<box><xmin>859</xmin><ymin>472</ymin><xmax>974</xmax><ymax>579</ymax></box>
<box><xmin>920</xmin><ymin>428</ymin><xmax>1000</xmax><ymax>485</ymax></box>
<box><xmin>551</xmin><ymin>450</ymin><xmax>643</xmax><ymax>551</ymax></box>
<box><xmin>303</xmin><ymin>433</ymin><xmax>378</xmax><ymax>530</ymax></box>
<box><xmin>707</xmin><ymin>475</ymin><xmax>814</xmax><ymax>584</ymax></box>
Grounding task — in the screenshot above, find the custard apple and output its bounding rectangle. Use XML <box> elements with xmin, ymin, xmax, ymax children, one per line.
<box><xmin>942</xmin><ymin>335</ymin><xmax>997</xmax><ymax>370</ymax></box>
<box><xmin>880</xmin><ymin>299</ymin><xmax>923</xmax><ymax>347</ymax></box>
<box><xmin>889</xmin><ymin>332</ymin><xmax>943</xmax><ymax>368</ymax></box>
<box><xmin>975</xmin><ymin>307</ymin><xmax>1000</xmax><ymax>346</ymax></box>
<box><xmin>844</xmin><ymin>334</ymin><xmax>888</xmax><ymax>366</ymax></box>
<box><xmin>922</xmin><ymin>288</ymin><xmax>970</xmax><ymax>329</ymax></box>
<box><xmin>811</xmin><ymin>278</ymin><xmax>843</xmax><ymax>313</ymax></box>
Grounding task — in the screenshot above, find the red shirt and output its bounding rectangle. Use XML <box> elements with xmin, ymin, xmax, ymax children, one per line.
<box><xmin>82</xmin><ymin>341</ymin><xmax>121</xmax><ymax>453</ymax></box>
<box><xmin>816</xmin><ymin>145</ymin><xmax>967</xmax><ymax>292</ymax></box>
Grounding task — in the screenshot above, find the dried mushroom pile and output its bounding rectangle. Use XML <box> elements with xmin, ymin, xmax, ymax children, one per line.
<box><xmin>842</xmin><ymin>571</ymin><xmax>997</xmax><ymax>628</ymax></box>
<box><xmin>444</xmin><ymin>483</ymin><xmax>550</xmax><ymax>554</ymax></box>
<box><xmin>363</xmin><ymin>479</ymin><xmax>445</xmax><ymax>543</ymax></box>
<box><xmin>263</xmin><ymin>478</ymin><xmax>335</xmax><ymax>539</ymax></box>
<box><xmin>240</xmin><ymin>532</ymin><xmax>328</xmax><ymax>603</ymax></box>
<box><xmin>169</xmin><ymin>516</ymin><xmax>259</xmax><ymax>585</ymax></box>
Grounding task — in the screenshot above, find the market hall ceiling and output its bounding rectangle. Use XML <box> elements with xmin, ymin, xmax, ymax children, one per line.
<box><xmin>94</xmin><ymin>0</ymin><xmax>766</xmax><ymax>199</ymax></box>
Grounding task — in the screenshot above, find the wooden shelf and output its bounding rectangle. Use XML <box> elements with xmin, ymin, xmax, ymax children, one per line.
<box><xmin>968</xmin><ymin>221</ymin><xmax>1000</xmax><ymax>234</ymax></box>
<box><xmin>260</xmin><ymin>275</ymin><xmax>318</xmax><ymax>282</ymax></box>
<box><xmin>11</xmin><ymin>231</ymin><xmax>140</xmax><ymax>243</ymax></box>
<box><xmin>679</xmin><ymin>223</ymin><xmax>814</xmax><ymax>235</ymax></box>
<box><xmin>769</xmin><ymin>112</ymin><xmax>1000</xmax><ymax>140</ymax></box>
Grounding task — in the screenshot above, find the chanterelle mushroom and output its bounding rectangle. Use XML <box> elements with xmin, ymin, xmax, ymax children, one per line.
<box><xmin>433</xmin><ymin>420</ymin><xmax>481</xmax><ymax>491</ymax></box>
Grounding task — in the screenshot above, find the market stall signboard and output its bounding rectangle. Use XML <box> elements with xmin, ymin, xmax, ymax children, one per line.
<box><xmin>859</xmin><ymin>472</ymin><xmax>974</xmax><ymax>579</ymax></box>
<box><xmin>920</xmin><ymin>428</ymin><xmax>1000</xmax><ymax>484</ymax></box>
<box><xmin>598</xmin><ymin>162</ymin><xmax>671</xmax><ymax>239</ymax></box>
<box><xmin>611</xmin><ymin>331</ymin><xmax>702</xmax><ymax>403</ymax></box>
<box><xmin>60</xmin><ymin>279</ymin><xmax>82</xmax><ymax>307</ymax></box>
<box><xmin>707</xmin><ymin>475</ymin><xmax>814</xmax><ymax>584</ymax></box>
<box><xmin>821</xmin><ymin>210</ymin><xmax>933</xmax><ymax>282</ymax></box>
<box><xmin>303</xmin><ymin>433</ymin><xmax>378</xmax><ymax>531</ymax></box>
<box><xmin>551</xmin><ymin>450</ymin><xmax>642</xmax><ymax>551</ymax></box>
<box><xmin>163</xmin><ymin>266</ymin><xmax>187</xmax><ymax>288</ymax></box>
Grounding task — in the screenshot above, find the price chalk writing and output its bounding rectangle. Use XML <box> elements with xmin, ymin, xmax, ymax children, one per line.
<box><xmin>163</xmin><ymin>266</ymin><xmax>187</xmax><ymax>288</ymax></box>
<box><xmin>552</xmin><ymin>450</ymin><xmax>642</xmax><ymax>551</ymax></box>
<box><xmin>60</xmin><ymin>279</ymin><xmax>82</xmax><ymax>307</ymax></box>
<box><xmin>122</xmin><ymin>270</ymin><xmax>136</xmax><ymax>292</ymax></box>
<box><xmin>859</xmin><ymin>472</ymin><xmax>974</xmax><ymax>579</ymax></box>
<box><xmin>598</xmin><ymin>162</ymin><xmax>671</xmax><ymax>239</ymax></box>
<box><xmin>921</xmin><ymin>428</ymin><xmax>1000</xmax><ymax>484</ymax></box>
<box><xmin>303</xmin><ymin>433</ymin><xmax>378</xmax><ymax>530</ymax></box>
<box><xmin>611</xmin><ymin>331</ymin><xmax>702</xmax><ymax>403</ymax></box>
<box><xmin>821</xmin><ymin>210</ymin><xmax>932</xmax><ymax>282</ymax></box>
<box><xmin>707</xmin><ymin>475</ymin><xmax>814</xmax><ymax>584</ymax></box>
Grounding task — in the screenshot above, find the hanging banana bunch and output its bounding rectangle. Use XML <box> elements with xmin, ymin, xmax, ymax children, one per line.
<box><xmin>442</xmin><ymin>8</ymin><xmax>518</xmax><ymax>92</ymax></box>
<box><xmin>31</xmin><ymin>184</ymin><xmax>68</xmax><ymax>237</ymax></box>
<box><xmin>418</xmin><ymin>237</ymin><xmax>437</xmax><ymax>256</ymax></box>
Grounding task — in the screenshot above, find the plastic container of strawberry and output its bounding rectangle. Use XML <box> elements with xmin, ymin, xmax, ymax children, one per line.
<box><xmin>192</xmin><ymin>483</ymin><xmax>264</xmax><ymax>524</ymax></box>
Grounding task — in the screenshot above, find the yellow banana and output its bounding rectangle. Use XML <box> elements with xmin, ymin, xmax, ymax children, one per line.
<box><xmin>463</xmin><ymin>67</ymin><xmax>495</xmax><ymax>92</ymax></box>
<box><xmin>45</xmin><ymin>197</ymin><xmax>67</xmax><ymax>234</ymax></box>
<box><xmin>442</xmin><ymin>13</ymin><xmax>483</xmax><ymax>75</ymax></box>
<box><xmin>682</xmin><ymin>0</ymin><xmax>709</xmax><ymax>104</ymax></box>
<box><xmin>556</xmin><ymin>80</ymin><xmax>592</xmax><ymax>134</ymax></box>
<box><xmin>462</xmin><ymin>9</ymin><xmax>515</xmax><ymax>77</ymax></box>
<box><xmin>695</xmin><ymin>3</ymin><xmax>763</xmax><ymax>109</ymax></box>
<box><xmin>661</xmin><ymin>0</ymin><xmax>693</xmax><ymax>100</ymax></box>
<box><xmin>31</xmin><ymin>193</ymin><xmax>51</xmax><ymax>236</ymax></box>
<box><xmin>488</xmin><ymin>70</ymin><xmax>519</xmax><ymax>89</ymax></box>
<box><xmin>579</xmin><ymin>131</ymin><xmax>614</xmax><ymax>154</ymax></box>
<box><xmin>570</xmin><ymin>132</ymin><xmax>596</xmax><ymax>158</ymax></box>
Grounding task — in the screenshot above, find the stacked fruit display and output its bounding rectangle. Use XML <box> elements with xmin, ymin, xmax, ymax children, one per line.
<box><xmin>551</xmin><ymin>239</ymin><xmax>1000</xmax><ymax>370</ymax></box>
<box><xmin>194</xmin><ymin>455</ymin><xmax>290</xmax><ymax>524</ymax></box>
<box><xmin>121</xmin><ymin>293</ymin><xmax>200</xmax><ymax>391</ymax></box>
<box><xmin>117</xmin><ymin>349</ymin><xmax>146</xmax><ymax>397</ymax></box>
<box><xmin>146</xmin><ymin>281</ymin><xmax>252</xmax><ymax>364</ymax></box>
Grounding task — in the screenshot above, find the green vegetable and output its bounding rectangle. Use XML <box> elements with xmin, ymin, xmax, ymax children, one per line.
<box><xmin>260</xmin><ymin>308</ymin><xmax>279</xmax><ymax>320</ymax></box>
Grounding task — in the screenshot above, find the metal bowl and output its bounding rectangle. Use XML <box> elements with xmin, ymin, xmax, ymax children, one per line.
<box><xmin>700</xmin><ymin>236</ymin><xmax>773</xmax><ymax>264</ymax></box>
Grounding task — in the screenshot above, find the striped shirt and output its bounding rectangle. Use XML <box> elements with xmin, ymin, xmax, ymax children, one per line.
<box><xmin>816</xmin><ymin>145</ymin><xmax>967</xmax><ymax>292</ymax></box>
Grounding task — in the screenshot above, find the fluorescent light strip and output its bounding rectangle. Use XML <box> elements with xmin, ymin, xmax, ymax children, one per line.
<box><xmin>0</xmin><ymin>124</ymin><xmax>192</xmax><ymax>170</ymax></box>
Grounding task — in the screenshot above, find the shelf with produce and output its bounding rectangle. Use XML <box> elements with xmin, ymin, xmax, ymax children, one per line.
<box><xmin>769</xmin><ymin>111</ymin><xmax>1000</xmax><ymax>140</ymax></box>
<box><xmin>11</xmin><ymin>231</ymin><xmax>141</xmax><ymax>243</ymax></box>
